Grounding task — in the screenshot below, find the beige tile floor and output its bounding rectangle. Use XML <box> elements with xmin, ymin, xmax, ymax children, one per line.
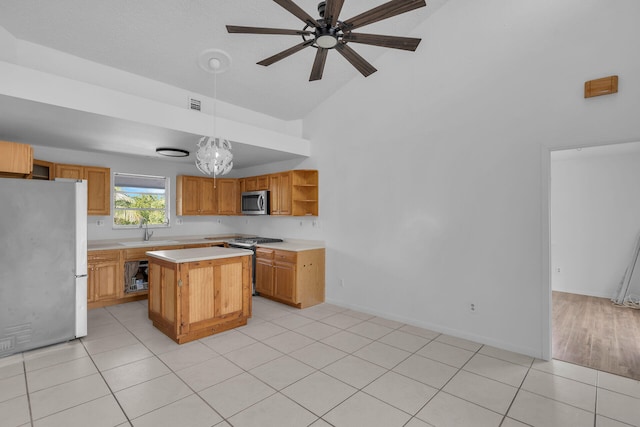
<box><xmin>1</xmin><ymin>297</ymin><xmax>639</xmax><ymax>427</ymax></box>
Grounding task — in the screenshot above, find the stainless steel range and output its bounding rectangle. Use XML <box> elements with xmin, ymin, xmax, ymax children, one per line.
<box><xmin>226</xmin><ymin>237</ymin><xmax>283</xmax><ymax>295</ymax></box>
<box><xmin>226</xmin><ymin>237</ymin><xmax>284</xmax><ymax>248</ymax></box>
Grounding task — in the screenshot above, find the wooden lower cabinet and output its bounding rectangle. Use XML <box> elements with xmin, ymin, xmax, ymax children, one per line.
<box><xmin>147</xmin><ymin>254</ymin><xmax>252</xmax><ymax>344</ymax></box>
<box><xmin>273</xmin><ymin>251</ymin><xmax>297</xmax><ymax>304</ymax></box>
<box><xmin>255</xmin><ymin>248</ymin><xmax>275</xmax><ymax>296</ymax></box>
<box><xmin>255</xmin><ymin>247</ymin><xmax>325</xmax><ymax>308</ymax></box>
<box><xmin>87</xmin><ymin>250</ymin><xmax>122</xmax><ymax>308</ymax></box>
<box><xmin>87</xmin><ymin>243</ymin><xmax>227</xmax><ymax>309</ymax></box>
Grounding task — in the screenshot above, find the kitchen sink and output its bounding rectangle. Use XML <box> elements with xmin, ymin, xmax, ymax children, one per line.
<box><xmin>118</xmin><ymin>240</ymin><xmax>179</xmax><ymax>247</ymax></box>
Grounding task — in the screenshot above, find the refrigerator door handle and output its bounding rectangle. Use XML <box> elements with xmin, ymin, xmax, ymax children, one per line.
<box><xmin>75</xmin><ymin>275</ymin><xmax>87</xmax><ymax>338</ymax></box>
<box><xmin>74</xmin><ymin>180</ymin><xmax>88</xmax><ymax>276</ymax></box>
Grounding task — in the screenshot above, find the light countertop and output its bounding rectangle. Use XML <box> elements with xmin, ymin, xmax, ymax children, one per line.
<box><xmin>87</xmin><ymin>234</ymin><xmax>244</xmax><ymax>251</ymax></box>
<box><xmin>146</xmin><ymin>247</ymin><xmax>253</xmax><ymax>264</ymax></box>
<box><xmin>255</xmin><ymin>240</ymin><xmax>325</xmax><ymax>252</ymax></box>
<box><xmin>88</xmin><ymin>235</ymin><xmax>325</xmax><ymax>252</ymax></box>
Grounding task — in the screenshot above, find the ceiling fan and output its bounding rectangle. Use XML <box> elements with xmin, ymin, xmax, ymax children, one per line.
<box><xmin>227</xmin><ymin>0</ymin><xmax>427</xmax><ymax>81</ymax></box>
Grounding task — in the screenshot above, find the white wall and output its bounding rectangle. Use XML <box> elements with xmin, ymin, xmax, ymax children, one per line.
<box><xmin>302</xmin><ymin>0</ymin><xmax>640</xmax><ymax>358</ymax></box>
<box><xmin>32</xmin><ymin>144</ymin><xmax>326</xmax><ymax>243</ymax></box>
<box><xmin>551</xmin><ymin>148</ymin><xmax>640</xmax><ymax>298</ymax></box>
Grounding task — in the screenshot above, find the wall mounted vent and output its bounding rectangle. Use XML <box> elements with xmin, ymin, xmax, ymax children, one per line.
<box><xmin>189</xmin><ymin>97</ymin><xmax>202</xmax><ymax>111</ymax></box>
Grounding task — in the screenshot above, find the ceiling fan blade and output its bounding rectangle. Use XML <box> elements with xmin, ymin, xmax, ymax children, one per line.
<box><xmin>309</xmin><ymin>48</ymin><xmax>329</xmax><ymax>81</ymax></box>
<box><xmin>226</xmin><ymin>25</ymin><xmax>313</xmax><ymax>36</ymax></box>
<box><xmin>324</xmin><ymin>0</ymin><xmax>346</xmax><ymax>27</ymax></box>
<box><xmin>335</xmin><ymin>43</ymin><xmax>377</xmax><ymax>77</ymax></box>
<box><xmin>342</xmin><ymin>32</ymin><xmax>421</xmax><ymax>51</ymax></box>
<box><xmin>273</xmin><ymin>0</ymin><xmax>319</xmax><ymax>28</ymax></box>
<box><xmin>341</xmin><ymin>0</ymin><xmax>426</xmax><ymax>31</ymax></box>
<box><xmin>257</xmin><ymin>40</ymin><xmax>314</xmax><ymax>66</ymax></box>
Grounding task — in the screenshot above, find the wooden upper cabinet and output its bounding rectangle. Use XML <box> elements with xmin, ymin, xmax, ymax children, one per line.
<box><xmin>176</xmin><ymin>170</ymin><xmax>317</xmax><ymax>218</ymax></box>
<box><xmin>177</xmin><ymin>175</ymin><xmax>200</xmax><ymax>215</ymax></box>
<box><xmin>215</xmin><ymin>179</ymin><xmax>239</xmax><ymax>215</ymax></box>
<box><xmin>244</xmin><ymin>176</ymin><xmax>257</xmax><ymax>192</ymax></box>
<box><xmin>84</xmin><ymin>167</ymin><xmax>110</xmax><ymax>216</ymax></box>
<box><xmin>238</xmin><ymin>178</ymin><xmax>246</xmax><ymax>213</ymax></box>
<box><xmin>55</xmin><ymin>163</ymin><xmax>111</xmax><ymax>216</ymax></box>
<box><xmin>200</xmin><ymin>178</ymin><xmax>217</xmax><ymax>215</ymax></box>
<box><xmin>244</xmin><ymin>175</ymin><xmax>270</xmax><ymax>192</ymax></box>
<box><xmin>291</xmin><ymin>170</ymin><xmax>318</xmax><ymax>216</ymax></box>
<box><xmin>0</xmin><ymin>141</ymin><xmax>33</xmax><ymax>178</ymax></box>
<box><xmin>32</xmin><ymin>159</ymin><xmax>54</xmax><ymax>180</ymax></box>
<box><xmin>256</xmin><ymin>175</ymin><xmax>270</xmax><ymax>191</ymax></box>
<box><xmin>267</xmin><ymin>170</ymin><xmax>318</xmax><ymax>216</ymax></box>
<box><xmin>55</xmin><ymin>164</ymin><xmax>83</xmax><ymax>180</ymax></box>
<box><xmin>270</xmin><ymin>172</ymin><xmax>292</xmax><ymax>216</ymax></box>
<box><xmin>176</xmin><ymin>175</ymin><xmax>217</xmax><ymax>216</ymax></box>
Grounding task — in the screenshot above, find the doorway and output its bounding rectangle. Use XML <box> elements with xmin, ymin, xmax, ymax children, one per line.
<box><xmin>549</xmin><ymin>142</ymin><xmax>640</xmax><ymax>380</ymax></box>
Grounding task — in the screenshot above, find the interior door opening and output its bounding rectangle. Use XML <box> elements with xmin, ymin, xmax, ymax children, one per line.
<box><xmin>548</xmin><ymin>141</ymin><xmax>640</xmax><ymax>381</ymax></box>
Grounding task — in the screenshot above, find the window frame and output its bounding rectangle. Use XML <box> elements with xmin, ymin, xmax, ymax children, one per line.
<box><xmin>112</xmin><ymin>172</ymin><xmax>171</xmax><ymax>229</ymax></box>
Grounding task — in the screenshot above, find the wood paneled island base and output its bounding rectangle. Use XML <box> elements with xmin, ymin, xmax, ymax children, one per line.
<box><xmin>146</xmin><ymin>247</ymin><xmax>253</xmax><ymax>344</ymax></box>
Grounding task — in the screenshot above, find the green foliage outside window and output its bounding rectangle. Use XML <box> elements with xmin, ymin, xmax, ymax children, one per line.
<box><xmin>113</xmin><ymin>174</ymin><xmax>169</xmax><ymax>227</ymax></box>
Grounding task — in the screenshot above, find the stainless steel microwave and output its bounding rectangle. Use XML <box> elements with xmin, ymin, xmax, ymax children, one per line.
<box><xmin>241</xmin><ymin>190</ymin><xmax>269</xmax><ymax>215</ymax></box>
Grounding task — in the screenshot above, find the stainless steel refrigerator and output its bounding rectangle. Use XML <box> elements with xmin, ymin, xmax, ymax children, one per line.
<box><xmin>0</xmin><ymin>178</ymin><xmax>88</xmax><ymax>357</ymax></box>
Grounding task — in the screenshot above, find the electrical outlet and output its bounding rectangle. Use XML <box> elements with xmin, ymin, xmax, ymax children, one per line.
<box><xmin>340</xmin><ymin>278</ymin><xmax>345</xmax><ymax>287</ymax></box>
<box><xmin>469</xmin><ymin>303</ymin><xmax>477</xmax><ymax>314</ymax></box>
<box><xmin>96</xmin><ymin>220</ymin><xmax>104</xmax><ymax>226</ymax></box>
<box><xmin>175</xmin><ymin>218</ymin><xmax>183</xmax><ymax>225</ymax></box>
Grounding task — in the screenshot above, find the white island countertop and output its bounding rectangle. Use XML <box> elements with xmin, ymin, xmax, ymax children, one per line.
<box><xmin>146</xmin><ymin>247</ymin><xmax>253</xmax><ymax>264</ymax></box>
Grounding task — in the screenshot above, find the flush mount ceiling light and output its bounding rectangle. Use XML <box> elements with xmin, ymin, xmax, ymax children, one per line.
<box><xmin>156</xmin><ymin>147</ymin><xmax>190</xmax><ymax>157</ymax></box>
<box><xmin>195</xmin><ymin>49</ymin><xmax>233</xmax><ymax>178</ymax></box>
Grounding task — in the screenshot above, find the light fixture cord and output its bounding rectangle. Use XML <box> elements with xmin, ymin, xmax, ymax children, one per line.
<box><xmin>213</xmin><ymin>70</ymin><xmax>218</xmax><ymax>187</ymax></box>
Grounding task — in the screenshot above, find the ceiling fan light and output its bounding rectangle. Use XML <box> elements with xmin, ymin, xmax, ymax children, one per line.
<box><xmin>316</xmin><ymin>34</ymin><xmax>338</xmax><ymax>49</ymax></box>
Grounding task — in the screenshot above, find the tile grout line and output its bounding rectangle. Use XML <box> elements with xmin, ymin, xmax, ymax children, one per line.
<box><xmin>16</xmin><ymin>299</ymin><xmax>640</xmax><ymax>427</ymax></box>
<box><xmin>103</xmin><ymin>304</ymin><xmax>232</xmax><ymax>426</ymax></box>
<box><xmin>497</xmin><ymin>358</ymin><xmax>536</xmax><ymax>427</ymax></box>
<box><xmin>22</xmin><ymin>357</ymin><xmax>35</xmax><ymax>427</ymax></box>
<box><xmin>81</xmin><ymin>308</ymin><xmax>134</xmax><ymax>426</ymax></box>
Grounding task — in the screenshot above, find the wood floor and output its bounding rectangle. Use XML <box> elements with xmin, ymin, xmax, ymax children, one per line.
<box><xmin>553</xmin><ymin>291</ymin><xmax>640</xmax><ymax>380</ymax></box>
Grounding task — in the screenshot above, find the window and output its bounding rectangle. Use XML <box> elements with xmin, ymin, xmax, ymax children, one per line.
<box><xmin>113</xmin><ymin>173</ymin><xmax>170</xmax><ymax>228</ymax></box>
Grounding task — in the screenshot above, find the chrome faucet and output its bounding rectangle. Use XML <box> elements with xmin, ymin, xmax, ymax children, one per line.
<box><xmin>140</xmin><ymin>218</ymin><xmax>154</xmax><ymax>241</ymax></box>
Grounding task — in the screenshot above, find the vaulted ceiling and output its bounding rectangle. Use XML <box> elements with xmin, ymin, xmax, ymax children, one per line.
<box><xmin>0</xmin><ymin>0</ymin><xmax>448</xmax><ymax>120</ymax></box>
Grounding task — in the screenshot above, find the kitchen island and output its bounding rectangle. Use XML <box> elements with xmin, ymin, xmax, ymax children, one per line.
<box><xmin>146</xmin><ymin>246</ymin><xmax>253</xmax><ymax>344</ymax></box>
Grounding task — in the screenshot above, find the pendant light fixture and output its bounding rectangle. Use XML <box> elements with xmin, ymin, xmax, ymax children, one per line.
<box><xmin>195</xmin><ymin>49</ymin><xmax>233</xmax><ymax>178</ymax></box>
